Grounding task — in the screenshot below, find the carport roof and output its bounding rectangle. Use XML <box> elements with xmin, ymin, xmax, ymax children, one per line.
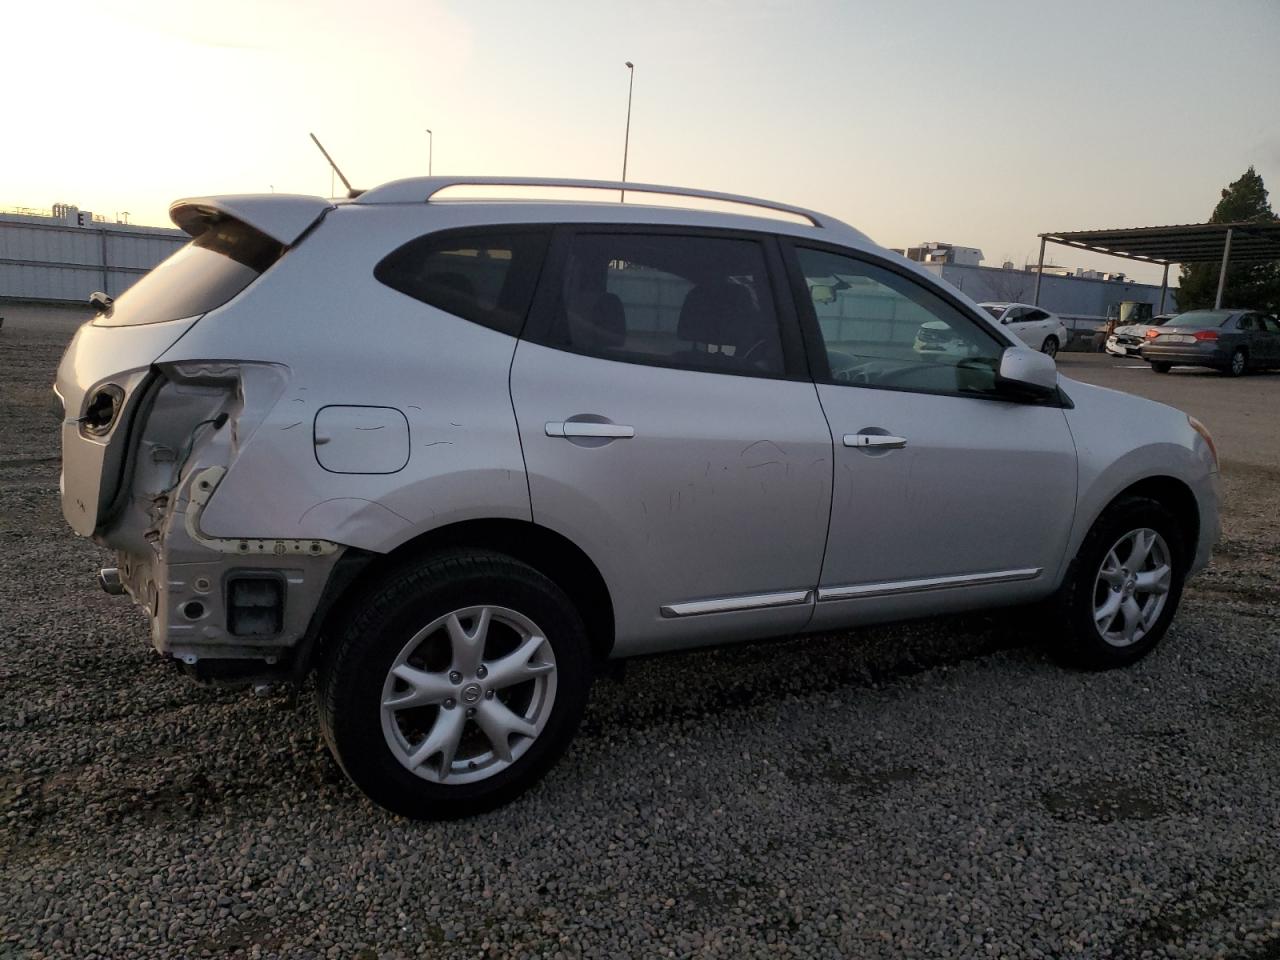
<box><xmin>1039</xmin><ymin>220</ymin><xmax>1280</xmax><ymax>266</ymax></box>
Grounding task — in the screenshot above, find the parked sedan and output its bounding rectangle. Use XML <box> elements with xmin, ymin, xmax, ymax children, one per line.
<box><xmin>1106</xmin><ymin>314</ymin><xmax>1175</xmax><ymax>357</ymax></box>
<box><xmin>979</xmin><ymin>302</ymin><xmax>1070</xmax><ymax>357</ymax></box>
<box><xmin>1141</xmin><ymin>309</ymin><xmax>1280</xmax><ymax>376</ymax></box>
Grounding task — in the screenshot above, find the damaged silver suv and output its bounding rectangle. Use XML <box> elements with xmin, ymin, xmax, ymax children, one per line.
<box><xmin>55</xmin><ymin>177</ymin><xmax>1220</xmax><ymax>818</ymax></box>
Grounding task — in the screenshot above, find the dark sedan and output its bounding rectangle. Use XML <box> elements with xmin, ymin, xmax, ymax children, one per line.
<box><xmin>1140</xmin><ymin>309</ymin><xmax>1280</xmax><ymax>376</ymax></box>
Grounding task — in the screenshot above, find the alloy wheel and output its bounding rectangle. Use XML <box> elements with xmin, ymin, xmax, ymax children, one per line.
<box><xmin>1091</xmin><ymin>528</ymin><xmax>1172</xmax><ymax>647</ymax></box>
<box><xmin>379</xmin><ymin>605</ymin><xmax>558</xmax><ymax>784</ymax></box>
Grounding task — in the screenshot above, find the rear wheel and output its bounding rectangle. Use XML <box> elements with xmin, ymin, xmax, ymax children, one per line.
<box><xmin>1151</xmin><ymin>362</ymin><xmax>1172</xmax><ymax>374</ymax></box>
<box><xmin>1041</xmin><ymin>335</ymin><xmax>1059</xmax><ymax>358</ymax></box>
<box><xmin>1052</xmin><ymin>496</ymin><xmax>1186</xmax><ymax>669</ymax></box>
<box><xmin>317</xmin><ymin>551</ymin><xmax>592</xmax><ymax>819</ymax></box>
<box><xmin>1225</xmin><ymin>348</ymin><xmax>1247</xmax><ymax>377</ymax></box>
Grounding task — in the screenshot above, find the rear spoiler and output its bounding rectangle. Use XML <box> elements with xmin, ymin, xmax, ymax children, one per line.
<box><xmin>169</xmin><ymin>195</ymin><xmax>334</xmax><ymax>246</ymax></box>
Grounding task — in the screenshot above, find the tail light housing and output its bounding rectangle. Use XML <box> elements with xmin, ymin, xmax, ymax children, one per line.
<box><xmin>1193</xmin><ymin>330</ymin><xmax>1219</xmax><ymax>341</ymax></box>
<box><xmin>80</xmin><ymin>384</ymin><xmax>125</xmax><ymax>437</ymax></box>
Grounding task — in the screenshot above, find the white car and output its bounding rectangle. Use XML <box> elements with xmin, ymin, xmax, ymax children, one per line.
<box><xmin>1106</xmin><ymin>314</ymin><xmax>1175</xmax><ymax>357</ymax></box>
<box><xmin>980</xmin><ymin>302</ymin><xmax>1070</xmax><ymax>357</ymax></box>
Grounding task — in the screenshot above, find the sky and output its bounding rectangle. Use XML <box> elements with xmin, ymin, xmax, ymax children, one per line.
<box><xmin>4</xmin><ymin>0</ymin><xmax>1278</xmax><ymax>283</ymax></box>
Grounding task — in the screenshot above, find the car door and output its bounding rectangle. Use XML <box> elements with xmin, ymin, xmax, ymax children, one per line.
<box><xmin>1009</xmin><ymin>307</ymin><xmax>1052</xmax><ymax>350</ymax></box>
<box><xmin>1024</xmin><ymin>308</ymin><xmax>1057</xmax><ymax>348</ymax></box>
<box><xmin>511</xmin><ymin>227</ymin><xmax>834</xmax><ymax>656</ymax></box>
<box><xmin>781</xmin><ymin>242</ymin><xmax>1078</xmax><ymax>630</ymax></box>
<box><xmin>1234</xmin><ymin>313</ymin><xmax>1260</xmax><ymax>360</ymax></box>
<box><xmin>1260</xmin><ymin>315</ymin><xmax>1280</xmax><ymax>365</ymax></box>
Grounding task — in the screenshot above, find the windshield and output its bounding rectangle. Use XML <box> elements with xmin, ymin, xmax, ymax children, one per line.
<box><xmin>93</xmin><ymin>219</ymin><xmax>284</xmax><ymax>328</ymax></box>
<box><xmin>1163</xmin><ymin>310</ymin><xmax>1232</xmax><ymax>329</ymax></box>
<box><xmin>982</xmin><ymin>305</ymin><xmax>1005</xmax><ymax>320</ymax></box>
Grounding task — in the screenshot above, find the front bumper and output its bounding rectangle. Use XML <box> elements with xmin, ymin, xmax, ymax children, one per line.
<box><xmin>1190</xmin><ymin>469</ymin><xmax>1222</xmax><ymax>577</ymax></box>
<box><xmin>1105</xmin><ymin>335</ymin><xmax>1143</xmax><ymax>357</ymax></box>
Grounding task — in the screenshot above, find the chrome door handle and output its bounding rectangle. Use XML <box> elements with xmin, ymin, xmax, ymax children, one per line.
<box><xmin>546</xmin><ymin>421</ymin><xmax>636</xmax><ymax>439</ymax></box>
<box><xmin>843</xmin><ymin>433</ymin><xmax>907</xmax><ymax>449</ymax></box>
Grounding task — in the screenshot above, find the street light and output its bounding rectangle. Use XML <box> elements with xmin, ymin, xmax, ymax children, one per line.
<box><xmin>621</xmin><ymin>61</ymin><xmax>635</xmax><ymax>202</ymax></box>
<box><xmin>425</xmin><ymin>128</ymin><xmax>433</xmax><ymax>176</ymax></box>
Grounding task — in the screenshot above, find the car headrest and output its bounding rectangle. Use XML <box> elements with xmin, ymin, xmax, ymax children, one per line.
<box><xmin>677</xmin><ymin>281</ymin><xmax>755</xmax><ymax>346</ymax></box>
<box><xmin>567</xmin><ymin>291</ymin><xmax>627</xmax><ymax>352</ymax></box>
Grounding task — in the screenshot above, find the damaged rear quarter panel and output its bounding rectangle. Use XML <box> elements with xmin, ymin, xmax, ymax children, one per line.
<box><xmin>151</xmin><ymin>204</ymin><xmax>533</xmax><ymax>553</ymax></box>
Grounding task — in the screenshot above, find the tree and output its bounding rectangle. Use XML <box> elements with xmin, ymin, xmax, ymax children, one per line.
<box><xmin>1177</xmin><ymin>167</ymin><xmax>1280</xmax><ymax>314</ymax></box>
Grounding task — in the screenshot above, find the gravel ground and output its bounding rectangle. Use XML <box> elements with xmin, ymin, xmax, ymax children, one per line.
<box><xmin>3</xmin><ymin>326</ymin><xmax>1279</xmax><ymax>959</ymax></box>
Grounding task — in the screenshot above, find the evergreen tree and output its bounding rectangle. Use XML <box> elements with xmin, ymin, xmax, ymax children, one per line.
<box><xmin>1177</xmin><ymin>167</ymin><xmax>1280</xmax><ymax>313</ymax></box>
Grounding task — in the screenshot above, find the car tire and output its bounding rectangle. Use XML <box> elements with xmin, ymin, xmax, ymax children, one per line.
<box><xmin>1151</xmin><ymin>362</ymin><xmax>1172</xmax><ymax>373</ymax></box>
<box><xmin>1041</xmin><ymin>336</ymin><xmax>1059</xmax><ymax>358</ymax></box>
<box><xmin>1051</xmin><ymin>495</ymin><xmax>1186</xmax><ymax>670</ymax></box>
<box><xmin>317</xmin><ymin>550</ymin><xmax>592</xmax><ymax>819</ymax></box>
<box><xmin>1225</xmin><ymin>348</ymin><xmax>1247</xmax><ymax>377</ymax></box>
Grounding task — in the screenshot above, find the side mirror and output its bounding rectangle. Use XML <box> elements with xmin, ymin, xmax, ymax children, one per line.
<box><xmin>89</xmin><ymin>290</ymin><xmax>114</xmax><ymax>317</ymax></box>
<box><xmin>996</xmin><ymin>346</ymin><xmax>1058</xmax><ymax>399</ymax></box>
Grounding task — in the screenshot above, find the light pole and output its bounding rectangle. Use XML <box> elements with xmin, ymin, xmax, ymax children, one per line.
<box><xmin>425</xmin><ymin>128</ymin><xmax>433</xmax><ymax>176</ymax></box>
<box><xmin>621</xmin><ymin>61</ymin><xmax>634</xmax><ymax>202</ymax></box>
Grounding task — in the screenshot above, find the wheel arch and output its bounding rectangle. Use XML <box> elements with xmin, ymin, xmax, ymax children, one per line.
<box><xmin>1095</xmin><ymin>475</ymin><xmax>1200</xmax><ymax>570</ymax></box>
<box><xmin>297</xmin><ymin>518</ymin><xmax>617</xmax><ymax>680</ymax></box>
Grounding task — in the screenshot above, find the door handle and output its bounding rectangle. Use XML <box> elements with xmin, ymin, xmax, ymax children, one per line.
<box><xmin>546</xmin><ymin>421</ymin><xmax>636</xmax><ymax>439</ymax></box>
<box><xmin>843</xmin><ymin>433</ymin><xmax>907</xmax><ymax>449</ymax></box>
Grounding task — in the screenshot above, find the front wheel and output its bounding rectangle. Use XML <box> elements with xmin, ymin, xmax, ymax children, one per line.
<box><xmin>1041</xmin><ymin>336</ymin><xmax>1060</xmax><ymax>358</ymax></box>
<box><xmin>317</xmin><ymin>551</ymin><xmax>592</xmax><ymax>819</ymax></box>
<box><xmin>1052</xmin><ymin>495</ymin><xmax>1186</xmax><ymax>669</ymax></box>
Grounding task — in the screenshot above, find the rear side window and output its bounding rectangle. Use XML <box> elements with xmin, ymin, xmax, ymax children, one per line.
<box><xmin>535</xmin><ymin>232</ymin><xmax>785</xmax><ymax>377</ymax></box>
<box><xmin>375</xmin><ymin>228</ymin><xmax>549</xmax><ymax>336</ymax></box>
<box><xmin>94</xmin><ymin>219</ymin><xmax>283</xmax><ymax>328</ymax></box>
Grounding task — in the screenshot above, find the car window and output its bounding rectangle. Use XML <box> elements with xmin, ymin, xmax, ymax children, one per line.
<box><xmin>981</xmin><ymin>305</ymin><xmax>1006</xmax><ymax>321</ymax></box>
<box><xmin>539</xmin><ymin>232</ymin><xmax>784</xmax><ymax>377</ymax></box>
<box><xmin>1238</xmin><ymin>314</ymin><xmax>1257</xmax><ymax>331</ymax></box>
<box><xmin>94</xmin><ymin>219</ymin><xmax>284</xmax><ymax>328</ymax></box>
<box><xmin>1164</xmin><ymin>311</ymin><xmax>1232</xmax><ymax>328</ymax></box>
<box><xmin>1261</xmin><ymin>316</ymin><xmax>1280</xmax><ymax>334</ymax></box>
<box><xmin>1005</xmin><ymin>308</ymin><xmax>1029</xmax><ymax>323</ymax></box>
<box><xmin>1024</xmin><ymin>309</ymin><xmax>1050</xmax><ymax>323</ymax></box>
<box><xmin>794</xmin><ymin>247</ymin><xmax>1005</xmax><ymax>397</ymax></box>
<box><xmin>374</xmin><ymin>228</ymin><xmax>549</xmax><ymax>336</ymax></box>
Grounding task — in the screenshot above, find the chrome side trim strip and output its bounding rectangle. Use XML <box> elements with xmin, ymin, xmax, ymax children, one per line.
<box><xmin>660</xmin><ymin>589</ymin><xmax>813</xmax><ymax>619</ymax></box>
<box><xmin>817</xmin><ymin>567</ymin><xmax>1042</xmax><ymax>602</ymax></box>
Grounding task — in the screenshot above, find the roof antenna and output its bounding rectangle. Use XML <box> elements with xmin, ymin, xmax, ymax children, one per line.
<box><xmin>309</xmin><ymin>133</ymin><xmax>362</xmax><ymax>198</ymax></box>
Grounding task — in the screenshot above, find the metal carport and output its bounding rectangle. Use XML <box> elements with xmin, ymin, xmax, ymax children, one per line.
<box><xmin>1032</xmin><ymin>220</ymin><xmax>1280</xmax><ymax>312</ymax></box>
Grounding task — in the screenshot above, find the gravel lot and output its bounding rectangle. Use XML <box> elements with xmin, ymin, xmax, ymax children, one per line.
<box><xmin>3</xmin><ymin>327</ymin><xmax>1279</xmax><ymax>959</ymax></box>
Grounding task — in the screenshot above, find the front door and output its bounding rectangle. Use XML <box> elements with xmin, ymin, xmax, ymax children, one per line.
<box><xmin>784</xmin><ymin>244</ymin><xmax>1079</xmax><ymax>630</ymax></box>
<box><xmin>511</xmin><ymin>228</ymin><xmax>833</xmax><ymax>655</ymax></box>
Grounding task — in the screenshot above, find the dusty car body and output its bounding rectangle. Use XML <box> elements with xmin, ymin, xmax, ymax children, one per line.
<box><xmin>55</xmin><ymin>177</ymin><xmax>1220</xmax><ymax>817</ymax></box>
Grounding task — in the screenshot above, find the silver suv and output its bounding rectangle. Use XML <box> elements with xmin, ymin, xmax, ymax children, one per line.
<box><xmin>54</xmin><ymin>177</ymin><xmax>1220</xmax><ymax>818</ymax></box>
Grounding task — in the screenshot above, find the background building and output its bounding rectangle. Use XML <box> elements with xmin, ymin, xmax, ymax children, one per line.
<box><xmin>896</xmin><ymin>242</ymin><xmax>1178</xmax><ymax>345</ymax></box>
<box><xmin>0</xmin><ymin>204</ymin><xmax>185</xmax><ymax>332</ymax></box>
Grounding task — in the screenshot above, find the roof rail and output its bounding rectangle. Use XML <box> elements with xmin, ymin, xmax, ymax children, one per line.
<box><xmin>352</xmin><ymin>175</ymin><xmax>839</xmax><ymax>230</ymax></box>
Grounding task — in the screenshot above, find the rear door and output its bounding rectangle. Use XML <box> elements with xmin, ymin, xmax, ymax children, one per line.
<box><xmin>1259</xmin><ymin>315</ymin><xmax>1280</xmax><ymax>364</ymax></box>
<box><xmin>511</xmin><ymin>227</ymin><xmax>833</xmax><ymax>655</ymax></box>
<box><xmin>781</xmin><ymin>243</ymin><xmax>1078</xmax><ymax>629</ymax></box>
<box><xmin>1008</xmin><ymin>307</ymin><xmax>1052</xmax><ymax>349</ymax></box>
